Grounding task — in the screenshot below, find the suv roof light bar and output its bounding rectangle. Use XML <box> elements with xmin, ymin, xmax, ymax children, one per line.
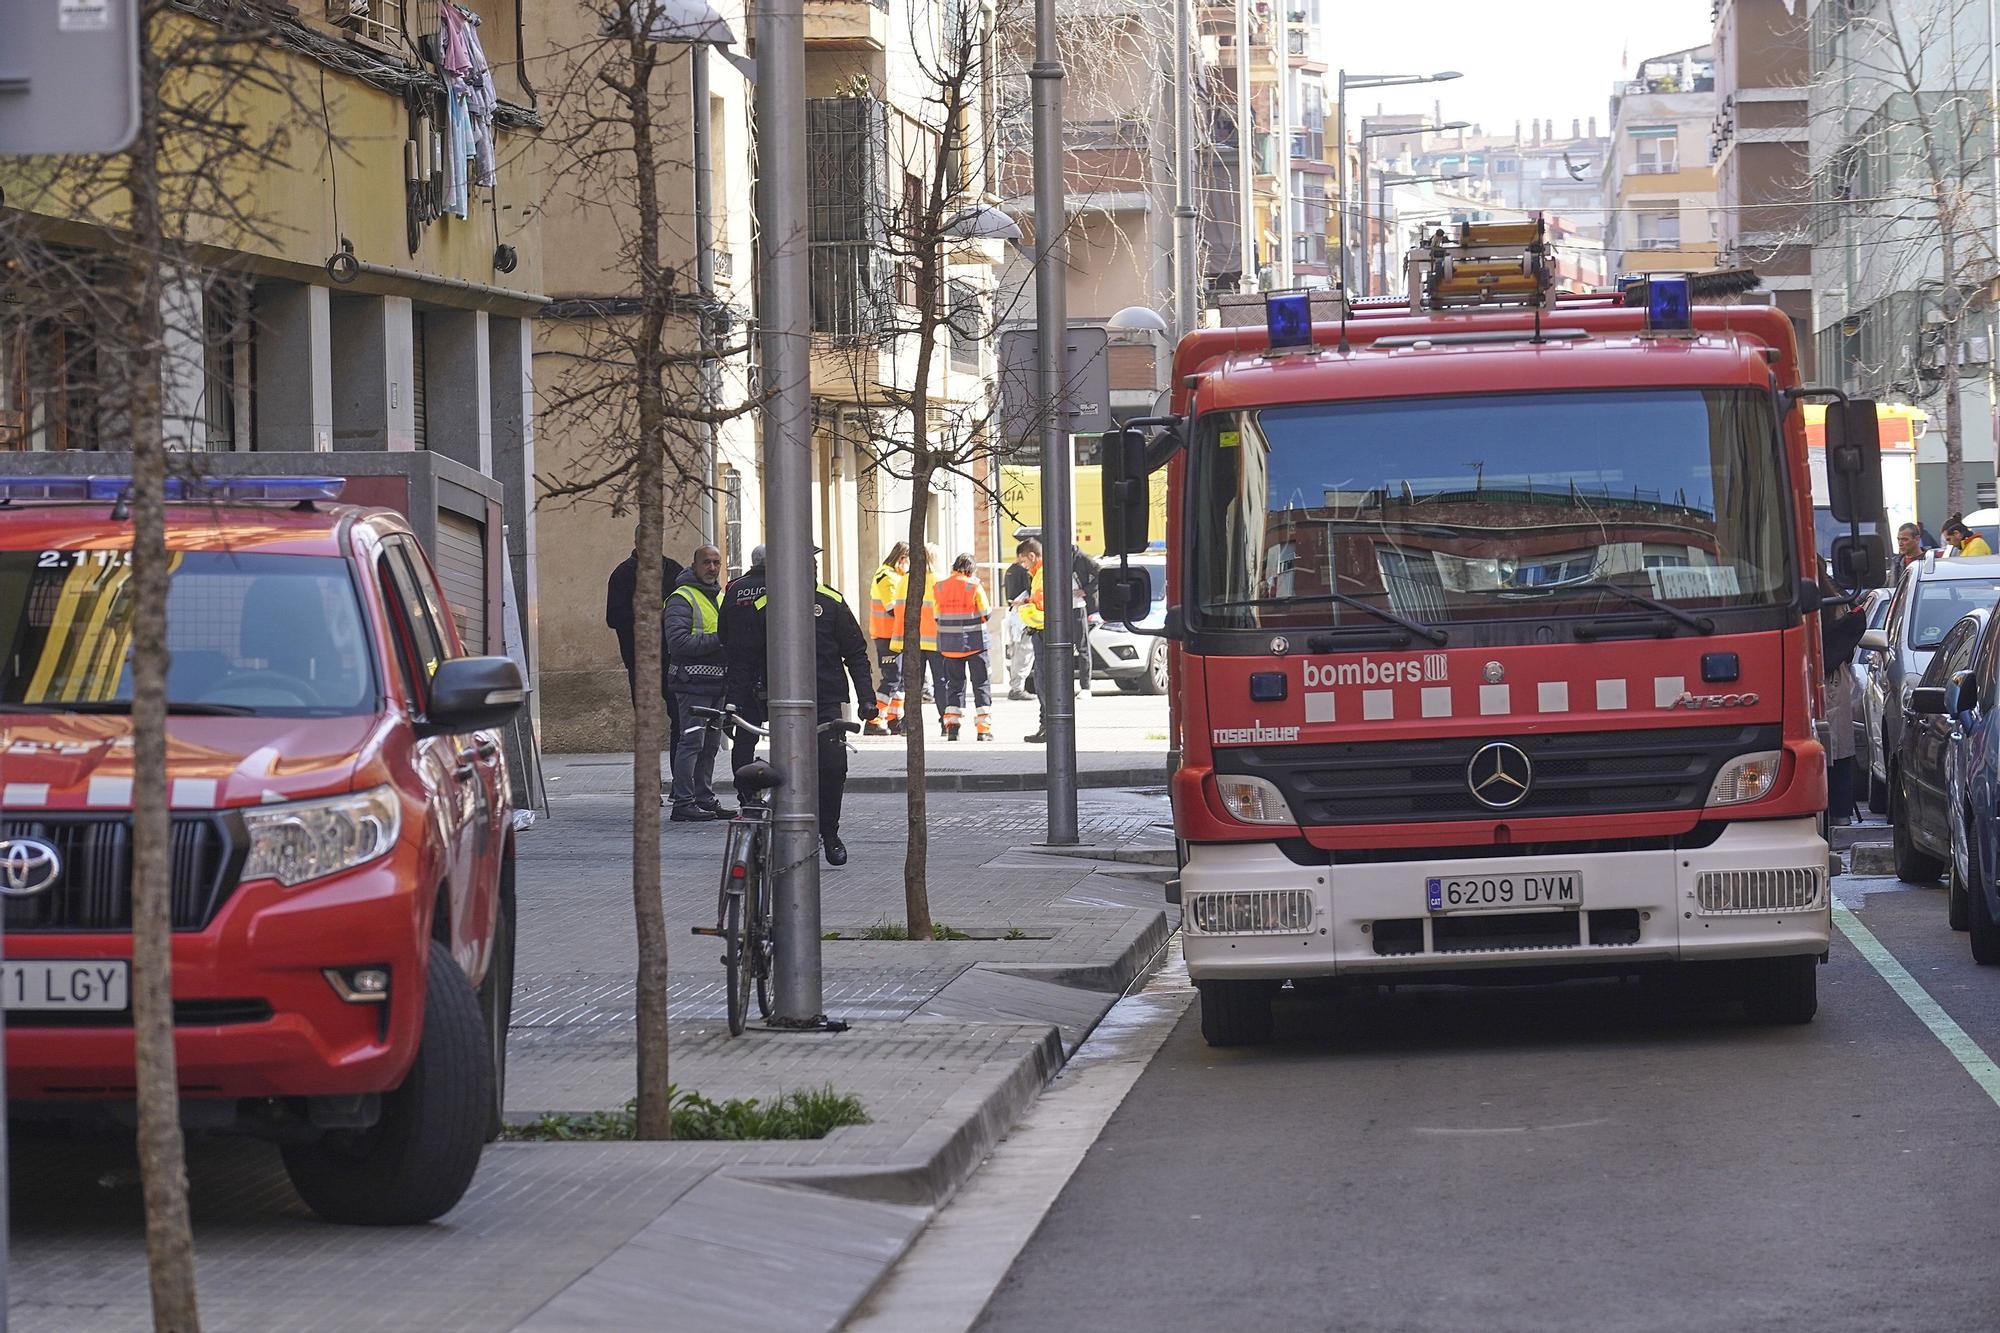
<box><xmin>0</xmin><ymin>475</ymin><xmax>347</xmax><ymax>505</ymax></box>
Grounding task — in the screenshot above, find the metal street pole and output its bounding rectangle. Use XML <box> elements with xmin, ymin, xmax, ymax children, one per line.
<box><xmin>1335</xmin><ymin>70</ymin><xmax>1348</xmax><ymax>293</ymax></box>
<box><xmin>1235</xmin><ymin>0</ymin><xmax>1255</xmax><ymax>290</ymax></box>
<box><xmin>1356</xmin><ymin>122</ymin><xmax>1370</xmax><ymax>296</ymax></box>
<box><xmin>1376</xmin><ymin>170</ymin><xmax>1389</xmax><ymax>300</ymax></box>
<box><xmin>1032</xmin><ymin>0</ymin><xmax>1078</xmax><ymax>845</ymax></box>
<box><xmin>692</xmin><ymin>47</ymin><xmax>718</xmax><ymax>546</ymax></box>
<box><xmin>1276</xmin><ymin>23</ymin><xmax>1293</xmax><ymax>288</ymax></box>
<box><xmin>755</xmin><ymin>0</ymin><xmax>825</xmax><ymax>1020</ymax></box>
<box><xmin>1174</xmin><ymin>0</ymin><xmax>1199</xmax><ymax>337</ymax></box>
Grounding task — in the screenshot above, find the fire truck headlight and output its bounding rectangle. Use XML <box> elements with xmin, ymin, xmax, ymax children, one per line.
<box><xmin>1708</xmin><ymin>751</ymin><xmax>1783</xmax><ymax>807</ymax></box>
<box><xmin>1215</xmin><ymin>774</ymin><xmax>1296</xmax><ymax>825</ymax></box>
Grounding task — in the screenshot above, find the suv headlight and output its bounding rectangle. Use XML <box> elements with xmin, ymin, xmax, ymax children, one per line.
<box><xmin>1708</xmin><ymin>752</ymin><xmax>1783</xmax><ymax>807</ymax></box>
<box><xmin>1214</xmin><ymin>774</ymin><xmax>1296</xmax><ymax>825</ymax></box>
<box><xmin>242</xmin><ymin>786</ymin><xmax>402</xmax><ymax>887</ymax></box>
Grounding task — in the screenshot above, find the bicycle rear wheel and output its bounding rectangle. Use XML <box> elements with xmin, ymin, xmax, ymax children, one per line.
<box><xmin>723</xmin><ymin>890</ymin><xmax>751</xmax><ymax>1036</ymax></box>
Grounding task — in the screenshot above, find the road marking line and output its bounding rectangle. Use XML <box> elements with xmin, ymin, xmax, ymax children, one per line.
<box><xmin>1833</xmin><ymin>901</ymin><xmax>2000</xmax><ymax>1109</ymax></box>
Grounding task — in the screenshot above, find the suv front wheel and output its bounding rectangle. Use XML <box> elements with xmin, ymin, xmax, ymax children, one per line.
<box><xmin>282</xmin><ymin>940</ymin><xmax>492</xmax><ymax>1225</ymax></box>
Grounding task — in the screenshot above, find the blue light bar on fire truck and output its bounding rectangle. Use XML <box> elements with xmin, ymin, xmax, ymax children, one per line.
<box><xmin>0</xmin><ymin>476</ymin><xmax>347</xmax><ymax>503</ymax></box>
<box><xmin>1264</xmin><ymin>291</ymin><xmax>1314</xmax><ymax>351</ymax></box>
<box><xmin>1643</xmin><ymin>275</ymin><xmax>1693</xmax><ymax>332</ymax></box>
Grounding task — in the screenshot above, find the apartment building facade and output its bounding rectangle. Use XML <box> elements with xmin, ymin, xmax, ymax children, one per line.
<box><xmin>1807</xmin><ymin>0</ymin><xmax>1996</xmax><ymax>521</ymax></box>
<box><xmin>1602</xmin><ymin>46</ymin><xmax>1722</xmax><ymax>275</ymax></box>
<box><xmin>1712</xmin><ymin>0</ymin><xmax>1814</xmax><ymax>374</ymax></box>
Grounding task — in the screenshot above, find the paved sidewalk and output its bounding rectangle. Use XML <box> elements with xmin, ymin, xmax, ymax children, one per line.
<box><xmin>9</xmin><ymin>757</ymin><xmax>1177</xmax><ymax>1331</ymax></box>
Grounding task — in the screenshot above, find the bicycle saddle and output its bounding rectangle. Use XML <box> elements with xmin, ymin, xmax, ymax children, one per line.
<box><xmin>734</xmin><ymin>759</ymin><xmax>785</xmax><ymax>793</ymax></box>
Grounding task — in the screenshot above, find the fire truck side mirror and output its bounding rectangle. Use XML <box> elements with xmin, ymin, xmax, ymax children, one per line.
<box><xmin>1098</xmin><ymin>564</ymin><xmax>1153</xmax><ymax>624</ymax></box>
<box><xmin>1101</xmin><ymin>425</ymin><xmax>1152</xmax><ymax>556</ymax></box>
<box><xmin>1831</xmin><ymin>533</ymin><xmax>1887</xmax><ymax>590</ymax></box>
<box><xmin>1824</xmin><ymin>398</ymin><xmax>1885</xmax><ymax>525</ymax></box>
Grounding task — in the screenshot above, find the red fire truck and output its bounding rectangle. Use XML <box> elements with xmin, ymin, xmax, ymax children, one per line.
<box><xmin>1098</xmin><ymin>221</ymin><xmax>1886</xmax><ymax>1046</ymax></box>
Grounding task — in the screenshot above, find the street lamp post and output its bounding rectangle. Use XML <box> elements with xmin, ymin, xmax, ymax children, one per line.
<box><xmin>1355</xmin><ymin>119</ymin><xmax>1467</xmax><ymax>296</ymax></box>
<box><xmin>1335</xmin><ymin>71</ymin><xmax>1460</xmax><ymax>294</ymax></box>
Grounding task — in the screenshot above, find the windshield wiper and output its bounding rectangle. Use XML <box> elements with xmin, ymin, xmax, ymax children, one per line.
<box><xmin>0</xmin><ymin>700</ymin><xmax>256</xmax><ymax>716</ymax></box>
<box><xmin>1205</xmin><ymin>593</ymin><xmax>1448</xmax><ymax>645</ymax></box>
<box><xmin>1536</xmin><ymin>579</ymin><xmax>1715</xmax><ymax>635</ymax></box>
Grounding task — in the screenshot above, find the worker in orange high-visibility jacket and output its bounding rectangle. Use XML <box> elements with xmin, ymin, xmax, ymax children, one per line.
<box><xmin>866</xmin><ymin>543</ymin><xmax>910</xmax><ymax>734</ymax></box>
<box><xmin>934</xmin><ymin>553</ymin><xmax>995</xmax><ymax>741</ymax></box>
<box><xmin>891</xmin><ymin>543</ymin><xmax>948</xmax><ymax>736</ymax></box>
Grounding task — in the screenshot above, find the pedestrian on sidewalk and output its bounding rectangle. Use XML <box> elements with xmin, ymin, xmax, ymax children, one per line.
<box><xmin>1822</xmin><ymin>584</ymin><xmax>1867</xmax><ymax>827</ymax></box>
<box><xmin>663</xmin><ymin>545</ymin><xmax>734</xmax><ymax>822</ymax></box>
<box><xmin>1003</xmin><ymin>541</ymin><xmax>1034</xmax><ymax>699</ymax></box>
<box><xmin>1013</xmin><ymin>539</ymin><xmax>1048</xmax><ymax>743</ymax></box>
<box><xmin>867</xmin><ymin>544</ymin><xmax>910</xmax><ymax>735</ymax></box>
<box><xmin>604</xmin><ymin>527</ymin><xmax>684</xmax><ymax>739</ymax></box>
<box><xmin>935</xmin><ymin>554</ymin><xmax>995</xmax><ymax>741</ymax></box>
<box><xmin>894</xmin><ymin>544</ymin><xmax>948</xmax><ymax>736</ymax></box>
<box><xmin>726</xmin><ymin>549</ymin><xmax>877</xmax><ymax>864</ymax></box>
<box><xmin>719</xmin><ymin>544</ymin><xmax>769</xmax><ymax>805</ymax></box>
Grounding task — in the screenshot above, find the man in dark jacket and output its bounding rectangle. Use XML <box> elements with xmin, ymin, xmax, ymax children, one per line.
<box><xmin>662</xmin><ymin>546</ymin><xmax>733</xmax><ymax>821</ymax></box>
<box><xmin>719</xmin><ymin>547</ymin><xmax>877</xmax><ymax>864</ymax></box>
<box><xmin>605</xmin><ymin>528</ymin><xmax>684</xmax><ymax>735</ymax></box>
<box><xmin>718</xmin><ymin>545</ymin><xmax>769</xmax><ymax>803</ymax></box>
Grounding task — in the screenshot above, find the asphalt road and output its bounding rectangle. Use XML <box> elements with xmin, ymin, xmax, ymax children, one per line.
<box><xmin>975</xmin><ymin>873</ymin><xmax>2000</xmax><ymax>1333</ymax></box>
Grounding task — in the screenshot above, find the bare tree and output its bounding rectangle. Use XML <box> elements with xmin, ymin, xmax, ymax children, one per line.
<box><xmin>532</xmin><ymin>2</ymin><xmax>761</xmax><ymax>1133</ymax></box>
<box><xmin>1808</xmin><ymin>0</ymin><xmax>1998</xmax><ymax>512</ymax></box>
<box><xmin>0</xmin><ymin>3</ymin><xmax>348</xmax><ymax>1323</ymax></box>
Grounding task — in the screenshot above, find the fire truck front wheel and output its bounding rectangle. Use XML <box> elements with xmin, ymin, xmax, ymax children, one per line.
<box><xmin>1742</xmin><ymin>955</ymin><xmax>1818</xmax><ymax>1025</ymax></box>
<box><xmin>1197</xmin><ymin>980</ymin><xmax>1278</xmax><ymax>1047</ymax></box>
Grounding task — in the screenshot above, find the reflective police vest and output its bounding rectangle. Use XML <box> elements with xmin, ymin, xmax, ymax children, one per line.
<box><xmin>1020</xmin><ymin>562</ymin><xmax>1046</xmax><ymax>631</ymax></box>
<box><xmin>934</xmin><ymin>572</ymin><xmax>990</xmax><ymax>658</ymax></box>
<box><xmin>868</xmin><ymin>564</ymin><xmax>906</xmax><ymax>641</ymax></box>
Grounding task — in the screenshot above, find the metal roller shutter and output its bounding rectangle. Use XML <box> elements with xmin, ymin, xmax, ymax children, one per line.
<box><xmin>434</xmin><ymin>510</ymin><xmax>487</xmax><ymax>653</ymax></box>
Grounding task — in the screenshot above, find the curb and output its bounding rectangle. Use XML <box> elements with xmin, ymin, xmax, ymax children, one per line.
<box><xmin>1849</xmin><ymin>843</ymin><xmax>1897</xmax><ymax>877</ymax></box>
<box><xmin>515</xmin><ymin>911</ymin><xmax>1177</xmax><ymax>1333</ymax></box>
<box><xmin>847</xmin><ymin>766</ymin><xmax>1166</xmax><ymax>793</ymax></box>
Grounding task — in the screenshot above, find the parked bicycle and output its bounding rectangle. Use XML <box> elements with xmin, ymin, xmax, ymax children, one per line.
<box><xmin>687</xmin><ymin>704</ymin><xmax>859</xmax><ymax>1035</ymax></box>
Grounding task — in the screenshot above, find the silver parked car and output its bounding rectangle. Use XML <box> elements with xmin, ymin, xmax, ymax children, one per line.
<box><xmin>1088</xmin><ymin>555</ymin><xmax>1169</xmax><ymax>694</ymax></box>
<box><xmin>1861</xmin><ymin>553</ymin><xmax>2000</xmax><ymax>814</ymax></box>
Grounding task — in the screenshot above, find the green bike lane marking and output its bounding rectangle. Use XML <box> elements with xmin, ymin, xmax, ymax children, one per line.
<box><xmin>1832</xmin><ymin>900</ymin><xmax>2000</xmax><ymax>1110</ymax></box>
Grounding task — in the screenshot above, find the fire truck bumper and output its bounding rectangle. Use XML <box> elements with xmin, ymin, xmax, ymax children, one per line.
<box><xmin>1180</xmin><ymin>818</ymin><xmax>1830</xmax><ymax>982</ymax></box>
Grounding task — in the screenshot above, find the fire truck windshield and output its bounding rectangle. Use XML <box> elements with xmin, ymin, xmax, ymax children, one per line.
<box><xmin>1191</xmin><ymin>387</ymin><xmax>1792</xmax><ymax>631</ymax></box>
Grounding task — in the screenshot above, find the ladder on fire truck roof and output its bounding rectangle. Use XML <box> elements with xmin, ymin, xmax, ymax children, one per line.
<box><xmin>1404</xmin><ymin>217</ymin><xmax>1556</xmax><ymax>315</ymax></box>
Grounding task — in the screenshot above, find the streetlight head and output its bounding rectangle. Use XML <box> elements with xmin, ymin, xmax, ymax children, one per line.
<box><xmin>1107</xmin><ymin>305</ymin><xmax>1170</xmax><ymax>334</ymax></box>
<box><xmin>1439</xmin><ymin>120</ymin><xmax>1471</xmax><ymax>131</ymax></box>
<box><xmin>1432</xmin><ymin>71</ymin><xmax>1463</xmax><ymax>81</ymax></box>
<box><xmin>942</xmin><ymin>205</ymin><xmax>1023</xmax><ymax>242</ymax></box>
<box><xmin>606</xmin><ymin>0</ymin><xmax>736</xmax><ymax>45</ymax></box>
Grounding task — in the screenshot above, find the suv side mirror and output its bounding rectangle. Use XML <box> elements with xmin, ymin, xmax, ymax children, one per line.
<box><xmin>1910</xmin><ymin>684</ymin><xmax>1950</xmax><ymax>715</ymax></box>
<box><xmin>422</xmin><ymin>656</ymin><xmax>526</xmax><ymax>735</ymax></box>
<box><xmin>1825</xmin><ymin>398</ymin><xmax>1885</xmax><ymax>524</ymax></box>
<box><xmin>1098</xmin><ymin>564</ymin><xmax>1153</xmax><ymax>624</ymax></box>
<box><xmin>1101</xmin><ymin>425</ymin><xmax>1151</xmax><ymax>557</ymax></box>
<box><xmin>1832</xmin><ymin>533</ymin><xmax>1887</xmax><ymax>590</ymax></box>
<box><xmin>1859</xmin><ymin>627</ymin><xmax>1889</xmax><ymax>653</ymax></box>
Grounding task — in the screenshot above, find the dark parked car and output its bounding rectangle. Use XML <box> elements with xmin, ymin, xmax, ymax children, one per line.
<box><xmin>1910</xmin><ymin>603</ymin><xmax>2000</xmax><ymax>962</ymax></box>
<box><xmin>1896</xmin><ymin>607</ymin><xmax>1989</xmax><ymax>887</ymax></box>
<box><xmin>1862</xmin><ymin>555</ymin><xmax>2000</xmax><ymax>817</ymax></box>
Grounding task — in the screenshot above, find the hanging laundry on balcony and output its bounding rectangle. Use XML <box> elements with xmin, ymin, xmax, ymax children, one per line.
<box><xmin>435</xmin><ymin>1</ymin><xmax>499</xmax><ymax>217</ymax></box>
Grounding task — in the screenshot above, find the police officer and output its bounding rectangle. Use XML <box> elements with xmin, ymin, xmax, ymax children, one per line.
<box><xmin>662</xmin><ymin>545</ymin><xmax>733</xmax><ymax>820</ymax></box>
<box><xmin>720</xmin><ymin>548</ymin><xmax>878</xmax><ymax>864</ymax></box>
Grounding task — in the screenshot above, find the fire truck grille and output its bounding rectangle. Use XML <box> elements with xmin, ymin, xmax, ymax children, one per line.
<box><xmin>1216</xmin><ymin>724</ymin><xmax>1782</xmax><ymax>826</ymax></box>
<box><xmin>1</xmin><ymin>814</ymin><xmax>245</xmax><ymax>933</ymax></box>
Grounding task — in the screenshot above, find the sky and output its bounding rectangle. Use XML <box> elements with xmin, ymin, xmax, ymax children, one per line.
<box><xmin>1327</xmin><ymin>2</ymin><xmax>1721</xmax><ymax>138</ymax></box>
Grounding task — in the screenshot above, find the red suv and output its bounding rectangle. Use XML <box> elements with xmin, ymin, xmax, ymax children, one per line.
<box><xmin>0</xmin><ymin>476</ymin><xmax>522</xmax><ymax>1224</ymax></box>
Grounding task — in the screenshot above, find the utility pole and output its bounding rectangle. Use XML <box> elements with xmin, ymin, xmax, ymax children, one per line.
<box><xmin>1276</xmin><ymin>21</ymin><xmax>1293</xmax><ymax>287</ymax></box>
<box><xmin>755</xmin><ymin>0</ymin><xmax>825</xmax><ymax>1020</ymax></box>
<box><xmin>1032</xmin><ymin>0</ymin><xmax>1079</xmax><ymax>845</ymax></box>
<box><xmin>1174</xmin><ymin>0</ymin><xmax>1199</xmax><ymax>337</ymax></box>
<box><xmin>1235</xmin><ymin>0</ymin><xmax>1255</xmax><ymax>290</ymax></box>
<box><xmin>692</xmin><ymin>47</ymin><xmax>718</xmax><ymax>546</ymax></box>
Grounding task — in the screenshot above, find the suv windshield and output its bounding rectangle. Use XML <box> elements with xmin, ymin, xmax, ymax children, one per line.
<box><xmin>0</xmin><ymin>550</ymin><xmax>375</xmax><ymax>715</ymax></box>
<box><xmin>1909</xmin><ymin>577</ymin><xmax>2000</xmax><ymax>650</ymax></box>
<box><xmin>1191</xmin><ymin>388</ymin><xmax>1793</xmax><ymax>631</ymax></box>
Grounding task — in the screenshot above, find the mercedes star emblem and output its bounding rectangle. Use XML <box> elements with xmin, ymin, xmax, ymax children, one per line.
<box><xmin>1466</xmin><ymin>741</ymin><xmax>1533</xmax><ymax>810</ymax></box>
<box><xmin>1483</xmin><ymin>661</ymin><xmax>1506</xmax><ymax>684</ymax></box>
<box><xmin>0</xmin><ymin>837</ymin><xmax>62</xmax><ymax>898</ymax></box>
